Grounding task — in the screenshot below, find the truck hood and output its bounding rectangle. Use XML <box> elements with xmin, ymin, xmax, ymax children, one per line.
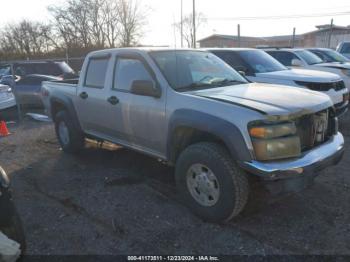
<box><xmin>255</xmin><ymin>68</ymin><xmax>341</xmax><ymax>82</ymax></box>
<box><xmin>188</xmin><ymin>83</ymin><xmax>332</xmax><ymax>118</ymax></box>
<box><xmin>314</xmin><ymin>62</ymin><xmax>350</xmax><ymax>70</ymax></box>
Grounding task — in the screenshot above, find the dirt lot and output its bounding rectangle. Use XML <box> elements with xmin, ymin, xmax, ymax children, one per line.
<box><xmin>1</xmin><ymin>111</ymin><xmax>350</xmax><ymax>255</ymax></box>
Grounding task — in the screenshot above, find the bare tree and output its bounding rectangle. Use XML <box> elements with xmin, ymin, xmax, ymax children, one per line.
<box><xmin>0</xmin><ymin>0</ymin><xmax>149</xmax><ymax>60</ymax></box>
<box><xmin>0</xmin><ymin>20</ymin><xmax>59</xmax><ymax>58</ymax></box>
<box><xmin>175</xmin><ymin>12</ymin><xmax>206</xmax><ymax>48</ymax></box>
<box><xmin>115</xmin><ymin>0</ymin><xmax>147</xmax><ymax>47</ymax></box>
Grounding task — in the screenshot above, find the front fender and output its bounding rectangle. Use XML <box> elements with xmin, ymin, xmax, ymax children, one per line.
<box><xmin>167</xmin><ymin>109</ymin><xmax>252</xmax><ymax>162</ymax></box>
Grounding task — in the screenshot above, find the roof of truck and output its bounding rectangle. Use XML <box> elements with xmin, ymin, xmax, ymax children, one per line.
<box><xmin>88</xmin><ymin>47</ymin><xmax>205</xmax><ymax>55</ymax></box>
<box><xmin>204</xmin><ymin>48</ymin><xmax>255</xmax><ymax>51</ymax></box>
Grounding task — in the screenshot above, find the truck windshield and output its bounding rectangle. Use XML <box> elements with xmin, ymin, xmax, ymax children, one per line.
<box><xmin>237</xmin><ymin>50</ymin><xmax>287</xmax><ymax>73</ymax></box>
<box><xmin>295</xmin><ymin>50</ymin><xmax>323</xmax><ymax>65</ymax></box>
<box><xmin>149</xmin><ymin>50</ymin><xmax>248</xmax><ymax>91</ymax></box>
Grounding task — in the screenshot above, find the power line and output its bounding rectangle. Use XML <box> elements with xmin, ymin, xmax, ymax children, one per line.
<box><xmin>207</xmin><ymin>11</ymin><xmax>350</xmax><ymax>21</ymax></box>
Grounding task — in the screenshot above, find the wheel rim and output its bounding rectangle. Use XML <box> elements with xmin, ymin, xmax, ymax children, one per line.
<box><xmin>186</xmin><ymin>164</ymin><xmax>220</xmax><ymax>207</ymax></box>
<box><xmin>58</xmin><ymin>121</ymin><xmax>70</xmax><ymax>146</ymax></box>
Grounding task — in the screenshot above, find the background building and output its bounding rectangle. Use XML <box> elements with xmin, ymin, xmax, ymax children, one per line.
<box><xmin>198</xmin><ymin>24</ymin><xmax>350</xmax><ymax>49</ymax></box>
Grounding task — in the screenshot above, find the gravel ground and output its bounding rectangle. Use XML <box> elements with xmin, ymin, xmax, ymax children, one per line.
<box><xmin>0</xmin><ymin>111</ymin><xmax>349</xmax><ymax>255</ymax></box>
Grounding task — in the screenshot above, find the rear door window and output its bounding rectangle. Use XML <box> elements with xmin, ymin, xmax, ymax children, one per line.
<box><xmin>84</xmin><ymin>57</ymin><xmax>110</xmax><ymax>88</ymax></box>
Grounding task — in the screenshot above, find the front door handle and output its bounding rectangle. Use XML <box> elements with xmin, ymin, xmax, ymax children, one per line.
<box><xmin>107</xmin><ymin>96</ymin><xmax>119</xmax><ymax>105</ymax></box>
<box><xmin>79</xmin><ymin>92</ymin><xmax>88</xmax><ymax>99</ymax></box>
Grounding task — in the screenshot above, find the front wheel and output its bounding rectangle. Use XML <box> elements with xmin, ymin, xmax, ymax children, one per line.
<box><xmin>54</xmin><ymin>110</ymin><xmax>85</xmax><ymax>153</ymax></box>
<box><xmin>175</xmin><ymin>142</ymin><xmax>249</xmax><ymax>222</ymax></box>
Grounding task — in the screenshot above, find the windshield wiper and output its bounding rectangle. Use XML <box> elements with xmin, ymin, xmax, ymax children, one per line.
<box><xmin>176</xmin><ymin>82</ymin><xmax>213</xmax><ymax>91</ymax></box>
<box><xmin>210</xmin><ymin>78</ymin><xmax>246</xmax><ymax>86</ymax></box>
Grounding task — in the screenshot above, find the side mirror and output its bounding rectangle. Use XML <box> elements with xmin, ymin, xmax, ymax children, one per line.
<box><xmin>130</xmin><ymin>80</ymin><xmax>161</xmax><ymax>98</ymax></box>
<box><xmin>234</xmin><ymin>66</ymin><xmax>250</xmax><ymax>76</ymax></box>
<box><xmin>291</xmin><ymin>59</ymin><xmax>303</xmax><ymax>67</ymax></box>
<box><xmin>238</xmin><ymin>71</ymin><xmax>246</xmax><ymax>77</ymax></box>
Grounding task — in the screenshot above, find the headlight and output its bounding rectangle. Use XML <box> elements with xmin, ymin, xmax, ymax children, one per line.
<box><xmin>249</xmin><ymin>122</ymin><xmax>301</xmax><ymax>161</ymax></box>
<box><xmin>342</xmin><ymin>69</ymin><xmax>350</xmax><ymax>77</ymax></box>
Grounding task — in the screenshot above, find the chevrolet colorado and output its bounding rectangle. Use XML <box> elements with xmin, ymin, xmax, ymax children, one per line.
<box><xmin>42</xmin><ymin>48</ymin><xmax>344</xmax><ymax>222</ymax></box>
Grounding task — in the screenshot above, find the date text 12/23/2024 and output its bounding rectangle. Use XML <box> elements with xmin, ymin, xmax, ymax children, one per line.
<box><xmin>127</xmin><ymin>256</ymin><xmax>219</xmax><ymax>261</ymax></box>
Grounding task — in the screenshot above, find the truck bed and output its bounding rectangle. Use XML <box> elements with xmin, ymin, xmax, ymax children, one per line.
<box><xmin>41</xmin><ymin>79</ymin><xmax>79</xmax><ymax>116</ymax></box>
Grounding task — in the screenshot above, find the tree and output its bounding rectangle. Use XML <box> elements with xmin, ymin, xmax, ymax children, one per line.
<box><xmin>0</xmin><ymin>0</ymin><xmax>149</xmax><ymax>60</ymax></box>
<box><xmin>175</xmin><ymin>12</ymin><xmax>207</xmax><ymax>48</ymax></box>
<box><xmin>0</xmin><ymin>20</ymin><xmax>58</xmax><ymax>59</ymax></box>
<box><xmin>115</xmin><ymin>0</ymin><xmax>147</xmax><ymax>47</ymax></box>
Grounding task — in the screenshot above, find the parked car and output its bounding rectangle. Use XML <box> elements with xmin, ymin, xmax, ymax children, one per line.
<box><xmin>0</xmin><ymin>166</ymin><xmax>25</xmax><ymax>257</ymax></box>
<box><xmin>42</xmin><ymin>48</ymin><xmax>344</xmax><ymax>222</ymax></box>
<box><xmin>307</xmin><ymin>48</ymin><xmax>350</xmax><ymax>63</ymax></box>
<box><xmin>0</xmin><ymin>62</ymin><xmax>69</xmax><ymax>107</ymax></box>
<box><xmin>265</xmin><ymin>48</ymin><xmax>350</xmax><ymax>91</ymax></box>
<box><xmin>336</xmin><ymin>41</ymin><xmax>350</xmax><ymax>59</ymax></box>
<box><xmin>0</xmin><ymin>61</ymin><xmax>77</xmax><ymax>79</ymax></box>
<box><xmin>0</xmin><ymin>84</ymin><xmax>16</xmax><ymax>112</ymax></box>
<box><xmin>207</xmin><ymin>48</ymin><xmax>349</xmax><ymax>116</ymax></box>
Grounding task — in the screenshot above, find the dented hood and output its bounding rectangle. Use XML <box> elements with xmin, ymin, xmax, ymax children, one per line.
<box><xmin>189</xmin><ymin>83</ymin><xmax>332</xmax><ymax>117</ymax></box>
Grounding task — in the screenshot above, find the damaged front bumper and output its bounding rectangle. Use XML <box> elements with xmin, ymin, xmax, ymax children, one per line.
<box><xmin>241</xmin><ymin>132</ymin><xmax>344</xmax><ymax>193</ymax></box>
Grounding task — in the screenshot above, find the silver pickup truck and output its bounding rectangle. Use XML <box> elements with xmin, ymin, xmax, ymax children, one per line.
<box><xmin>42</xmin><ymin>48</ymin><xmax>345</xmax><ymax>222</ymax></box>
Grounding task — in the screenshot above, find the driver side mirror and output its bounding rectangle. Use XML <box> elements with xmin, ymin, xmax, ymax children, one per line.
<box><xmin>234</xmin><ymin>66</ymin><xmax>249</xmax><ymax>77</ymax></box>
<box><xmin>130</xmin><ymin>80</ymin><xmax>161</xmax><ymax>98</ymax></box>
<box><xmin>291</xmin><ymin>59</ymin><xmax>303</xmax><ymax>67</ymax></box>
<box><xmin>238</xmin><ymin>71</ymin><xmax>246</xmax><ymax>77</ymax></box>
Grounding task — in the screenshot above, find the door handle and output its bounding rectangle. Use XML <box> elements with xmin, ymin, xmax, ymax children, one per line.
<box><xmin>79</xmin><ymin>92</ymin><xmax>88</xmax><ymax>99</ymax></box>
<box><xmin>107</xmin><ymin>96</ymin><xmax>119</xmax><ymax>105</ymax></box>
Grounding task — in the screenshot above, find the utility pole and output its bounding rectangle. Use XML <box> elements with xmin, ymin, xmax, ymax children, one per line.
<box><xmin>181</xmin><ymin>0</ymin><xmax>183</xmax><ymax>48</ymax></box>
<box><xmin>327</xmin><ymin>18</ymin><xmax>334</xmax><ymax>48</ymax></box>
<box><xmin>193</xmin><ymin>0</ymin><xmax>196</xmax><ymax>48</ymax></box>
<box><xmin>291</xmin><ymin>27</ymin><xmax>296</xmax><ymax>48</ymax></box>
<box><xmin>237</xmin><ymin>24</ymin><xmax>241</xmax><ymax>47</ymax></box>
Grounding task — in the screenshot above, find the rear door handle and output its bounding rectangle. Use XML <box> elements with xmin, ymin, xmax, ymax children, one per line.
<box><xmin>107</xmin><ymin>96</ymin><xmax>119</xmax><ymax>105</ymax></box>
<box><xmin>79</xmin><ymin>92</ymin><xmax>88</xmax><ymax>99</ymax></box>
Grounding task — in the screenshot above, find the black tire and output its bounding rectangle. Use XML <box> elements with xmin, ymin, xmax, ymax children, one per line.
<box><xmin>175</xmin><ymin>142</ymin><xmax>249</xmax><ymax>223</ymax></box>
<box><xmin>1</xmin><ymin>208</ymin><xmax>26</xmax><ymax>254</ymax></box>
<box><xmin>54</xmin><ymin>110</ymin><xmax>85</xmax><ymax>153</ymax></box>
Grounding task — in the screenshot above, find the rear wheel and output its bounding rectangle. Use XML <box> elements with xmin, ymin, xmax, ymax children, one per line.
<box><xmin>175</xmin><ymin>142</ymin><xmax>249</xmax><ymax>222</ymax></box>
<box><xmin>54</xmin><ymin>110</ymin><xmax>85</xmax><ymax>153</ymax></box>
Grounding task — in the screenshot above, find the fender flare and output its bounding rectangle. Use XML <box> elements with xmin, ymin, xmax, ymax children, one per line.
<box><xmin>167</xmin><ymin>109</ymin><xmax>252</xmax><ymax>163</ymax></box>
<box><xmin>50</xmin><ymin>95</ymin><xmax>83</xmax><ymax>132</ymax></box>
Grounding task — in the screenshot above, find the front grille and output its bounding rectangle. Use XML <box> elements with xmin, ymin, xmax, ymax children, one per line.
<box><xmin>295</xmin><ymin>80</ymin><xmax>346</xmax><ymax>92</ymax></box>
<box><xmin>295</xmin><ymin>109</ymin><xmax>335</xmax><ymax>151</ymax></box>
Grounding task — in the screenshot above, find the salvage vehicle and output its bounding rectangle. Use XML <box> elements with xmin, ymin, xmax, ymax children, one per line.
<box><xmin>0</xmin><ymin>166</ymin><xmax>25</xmax><ymax>258</ymax></box>
<box><xmin>265</xmin><ymin>48</ymin><xmax>350</xmax><ymax>91</ymax></box>
<box><xmin>336</xmin><ymin>41</ymin><xmax>350</xmax><ymax>59</ymax></box>
<box><xmin>0</xmin><ymin>61</ymin><xmax>76</xmax><ymax>79</ymax></box>
<box><xmin>207</xmin><ymin>48</ymin><xmax>349</xmax><ymax>116</ymax></box>
<box><xmin>0</xmin><ymin>84</ymin><xmax>16</xmax><ymax>112</ymax></box>
<box><xmin>0</xmin><ymin>63</ymin><xmax>65</xmax><ymax>107</ymax></box>
<box><xmin>42</xmin><ymin>48</ymin><xmax>344</xmax><ymax>222</ymax></box>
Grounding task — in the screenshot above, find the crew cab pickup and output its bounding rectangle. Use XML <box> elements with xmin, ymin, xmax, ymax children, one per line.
<box><xmin>42</xmin><ymin>48</ymin><xmax>345</xmax><ymax>222</ymax></box>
